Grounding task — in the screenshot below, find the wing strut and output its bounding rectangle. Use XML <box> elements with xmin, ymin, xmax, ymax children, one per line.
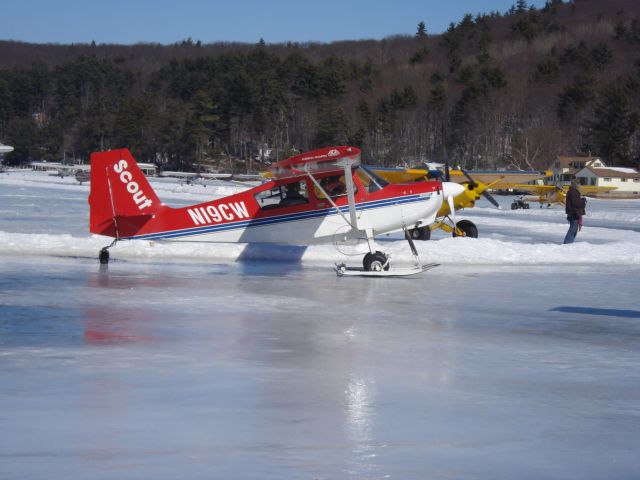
<box><xmin>304</xmin><ymin>163</ymin><xmax>360</xmax><ymax>233</ymax></box>
<box><xmin>338</xmin><ymin>159</ymin><xmax>359</xmax><ymax>231</ymax></box>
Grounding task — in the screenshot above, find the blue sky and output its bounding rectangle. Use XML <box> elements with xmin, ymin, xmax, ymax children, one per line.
<box><xmin>2</xmin><ymin>0</ymin><xmax>550</xmax><ymax>45</ymax></box>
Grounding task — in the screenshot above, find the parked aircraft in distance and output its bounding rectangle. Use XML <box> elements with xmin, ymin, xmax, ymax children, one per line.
<box><xmin>373</xmin><ymin>166</ymin><xmax>550</xmax><ymax>239</ymax></box>
<box><xmin>0</xmin><ymin>143</ymin><xmax>14</xmax><ymax>154</ymax></box>
<box><xmin>508</xmin><ymin>183</ymin><xmax>617</xmax><ymax>209</ymax></box>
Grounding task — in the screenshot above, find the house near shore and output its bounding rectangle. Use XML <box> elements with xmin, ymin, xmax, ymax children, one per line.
<box><xmin>547</xmin><ymin>155</ymin><xmax>640</xmax><ymax>198</ymax></box>
<box><xmin>575</xmin><ymin>166</ymin><xmax>640</xmax><ymax>197</ymax></box>
<box><xmin>548</xmin><ymin>155</ymin><xmax>606</xmax><ymax>184</ymax></box>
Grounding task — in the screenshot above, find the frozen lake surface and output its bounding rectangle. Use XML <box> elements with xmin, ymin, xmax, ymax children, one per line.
<box><xmin>1</xmin><ymin>171</ymin><xmax>640</xmax><ymax>479</ymax></box>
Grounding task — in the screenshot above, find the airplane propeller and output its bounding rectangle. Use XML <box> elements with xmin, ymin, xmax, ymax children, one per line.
<box><xmin>442</xmin><ymin>182</ymin><xmax>465</xmax><ymax>233</ymax></box>
<box><xmin>448</xmin><ymin>192</ymin><xmax>456</xmax><ymax>231</ymax></box>
<box><xmin>441</xmin><ymin>147</ymin><xmax>466</xmax><ymax>234</ymax></box>
<box><xmin>460</xmin><ymin>168</ymin><xmax>500</xmax><ymax>208</ymax></box>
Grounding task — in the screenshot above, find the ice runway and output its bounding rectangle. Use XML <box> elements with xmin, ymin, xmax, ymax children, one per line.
<box><xmin>2</xmin><ymin>258</ymin><xmax>640</xmax><ymax>479</ymax></box>
<box><xmin>1</xmin><ymin>171</ymin><xmax>640</xmax><ymax>479</ymax></box>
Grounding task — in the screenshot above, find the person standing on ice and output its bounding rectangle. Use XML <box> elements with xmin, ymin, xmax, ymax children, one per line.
<box><xmin>563</xmin><ymin>178</ymin><xmax>587</xmax><ymax>244</ymax></box>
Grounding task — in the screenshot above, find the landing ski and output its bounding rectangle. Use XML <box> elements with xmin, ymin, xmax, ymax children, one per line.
<box><xmin>335</xmin><ymin>263</ymin><xmax>440</xmax><ymax>277</ymax></box>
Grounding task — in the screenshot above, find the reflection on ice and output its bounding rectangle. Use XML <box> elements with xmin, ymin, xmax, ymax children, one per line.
<box><xmin>344</xmin><ymin>374</ymin><xmax>378</xmax><ymax>477</ymax></box>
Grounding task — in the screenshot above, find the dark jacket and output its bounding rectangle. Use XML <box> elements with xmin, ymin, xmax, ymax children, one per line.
<box><xmin>565</xmin><ymin>185</ymin><xmax>586</xmax><ymax>218</ymax></box>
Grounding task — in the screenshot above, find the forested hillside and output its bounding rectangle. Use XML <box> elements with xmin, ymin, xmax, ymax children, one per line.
<box><xmin>1</xmin><ymin>0</ymin><xmax>640</xmax><ymax>171</ymax></box>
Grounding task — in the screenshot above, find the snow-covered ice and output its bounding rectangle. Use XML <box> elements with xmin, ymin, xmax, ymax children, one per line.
<box><xmin>1</xmin><ymin>170</ymin><xmax>639</xmax><ymax>479</ymax></box>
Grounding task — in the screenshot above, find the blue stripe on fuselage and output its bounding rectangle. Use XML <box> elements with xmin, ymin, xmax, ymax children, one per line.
<box><xmin>129</xmin><ymin>194</ymin><xmax>431</xmax><ymax>241</ymax></box>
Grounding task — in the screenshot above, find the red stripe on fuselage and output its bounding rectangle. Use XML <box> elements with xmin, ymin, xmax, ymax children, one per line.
<box><xmin>128</xmin><ymin>177</ymin><xmax>442</xmax><ymax>237</ymax></box>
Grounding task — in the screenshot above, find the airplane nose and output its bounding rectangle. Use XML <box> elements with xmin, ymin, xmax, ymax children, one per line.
<box><xmin>442</xmin><ymin>182</ymin><xmax>465</xmax><ymax>198</ymax></box>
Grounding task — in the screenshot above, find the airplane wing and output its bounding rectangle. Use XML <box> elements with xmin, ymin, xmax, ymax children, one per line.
<box><xmin>372</xmin><ymin>167</ymin><xmax>550</xmax><ymax>188</ymax></box>
<box><xmin>269</xmin><ymin>146</ymin><xmax>361</xmax><ymax>179</ymax></box>
<box><xmin>510</xmin><ymin>184</ymin><xmax>618</xmax><ymax>195</ymax></box>
<box><xmin>371</xmin><ymin>167</ymin><xmax>429</xmax><ymax>183</ymax></box>
<box><xmin>447</xmin><ymin>170</ymin><xmax>551</xmax><ymax>188</ymax></box>
<box><xmin>508</xmin><ymin>184</ymin><xmax>559</xmax><ymax>195</ymax></box>
<box><xmin>577</xmin><ymin>186</ymin><xmax>617</xmax><ymax>194</ymax></box>
<box><xmin>161</xmin><ymin>171</ymin><xmax>199</xmax><ymax>179</ymax></box>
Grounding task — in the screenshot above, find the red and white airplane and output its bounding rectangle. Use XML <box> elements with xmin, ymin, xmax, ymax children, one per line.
<box><xmin>89</xmin><ymin>146</ymin><xmax>464</xmax><ymax>276</ymax></box>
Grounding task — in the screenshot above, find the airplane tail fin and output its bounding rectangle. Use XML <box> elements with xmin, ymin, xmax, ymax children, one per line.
<box><xmin>89</xmin><ymin>149</ymin><xmax>162</xmax><ymax>238</ymax></box>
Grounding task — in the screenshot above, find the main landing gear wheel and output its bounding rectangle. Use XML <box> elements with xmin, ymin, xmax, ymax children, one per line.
<box><xmin>511</xmin><ymin>199</ymin><xmax>530</xmax><ymax>210</ymax></box>
<box><xmin>408</xmin><ymin>226</ymin><xmax>431</xmax><ymax>241</ymax></box>
<box><xmin>363</xmin><ymin>251</ymin><xmax>390</xmax><ymax>272</ymax></box>
<box><xmin>453</xmin><ymin>219</ymin><xmax>478</xmax><ymax>238</ymax></box>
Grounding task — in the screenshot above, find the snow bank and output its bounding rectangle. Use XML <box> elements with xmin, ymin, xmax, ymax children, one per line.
<box><xmin>1</xmin><ymin>170</ymin><xmax>638</xmax><ymax>267</ymax></box>
<box><xmin>0</xmin><ymin>231</ymin><xmax>637</xmax><ymax>266</ymax></box>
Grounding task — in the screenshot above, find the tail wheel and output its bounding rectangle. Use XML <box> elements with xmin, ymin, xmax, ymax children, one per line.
<box><xmin>363</xmin><ymin>251</ymin><xmax>390</xmax><ymax>271</ymax></box>
<box><xmin>453</xmin><ymin>219</ymin><xmax>478</xmax><ymax>238</ymax></box>
<box><xmin>99</xmin><ymin>248</ymin><xmax>110</xmax><ymax>264</ymax></box>
<box><xmin>409</xmin><ymin>226</ymin><xmax>431</xmax><ymax>241</ymax></box>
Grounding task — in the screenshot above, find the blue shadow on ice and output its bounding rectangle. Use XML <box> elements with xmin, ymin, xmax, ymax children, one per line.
<box><xmin>237</xmin><ymin>243</ymin><xmax>308</xmax><ymax>263</ymax></box>
<box><xmin>551</xmin><ymin>306</ymin><xmax>640</xmax><ymax>319</ymax></box>
<box><xmin>234</xmin><ymin>243</ymin><xmax>308</xmax><ymax>276</ymax></box>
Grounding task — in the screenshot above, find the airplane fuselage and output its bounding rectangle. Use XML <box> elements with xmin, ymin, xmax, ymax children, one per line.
<box><xmin>125</xmin><ymin>177</ymin><xmax>444</xmax><ymax>245</ymax></box>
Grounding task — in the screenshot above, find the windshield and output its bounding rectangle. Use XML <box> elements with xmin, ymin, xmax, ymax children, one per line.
<box><xmin>358</xmin><ymin>166</ymin><xmax>389</xmax><ymax>193</ymax></box>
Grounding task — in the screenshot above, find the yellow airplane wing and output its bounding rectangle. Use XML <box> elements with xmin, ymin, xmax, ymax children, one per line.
<box><xmin>508</xmin><ymin>184</ymin><xmax>559</xmax><ymax>195</ymax></box>
<box><xmin>509</xmin><ymin>184</ymin><xmax>617</xmax><ymax>195</ymax></box>
<box><xmin>372</xmin><ymin>167</ymin><xmax>430</xmax><ymax>183</ymax></box>
<box><xmin>577</xmin><ymin>185</ymin><xmax>617</xmax><ymax>194</ymax></box>
<box><xmin>373</xmin><ymin>168</ymin><xmax>551</xmax><ymax>187</ymax></box>
<box><xmin>265</xmin><ymin>166</ymin><xmax>432</xmax><ymax>183</ymax></box>
<box><xmin>447</xmin><ymin>170</ymin><xmax>551</xmax><ymax>188</ymax></box>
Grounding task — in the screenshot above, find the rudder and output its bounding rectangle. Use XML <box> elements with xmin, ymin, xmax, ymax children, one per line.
<box><xmin>89</xmin><ymin>149</ymin><xmax>161</xmax><ymax>238</ymax></box>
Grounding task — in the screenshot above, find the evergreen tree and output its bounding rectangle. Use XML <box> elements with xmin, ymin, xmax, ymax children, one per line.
<box><xmin>409</xmin><ymin>47</ymin><xmax>430</xmax><ymax>65</ymax></box>
<box><xmin>189</xmin><ymin>90</ymin><xmax>220</xmax><ymax>165</ymax></box>
<box><xmin>558</xmin><ymin>73</ymin><xmax>594</xmax><ymax>120</ymax></box>
<box><xmin>314</xmin><ymin>106</ymin><xmax>349</xmax><ymax>147</ymax></box>
<box><xmin>428</xmin><ymin>85</ymin><xmax>447</xmax><ymax>112</ymax></box>
<box><xmin>416</xmin><ymin>21</ymin><xmax>427</xmax><ymax>38</ymax></box>
<box><xmin>516</xmin><ymin>0</ymin><xmax>528</xmax><ymax>14</ymax></box>
<box><xmin>5</xmin><ymin>117</ymin><xmax>40</xmax><ymax>165</ymax></box>
<box><xmin>585</xmin><ymin>86</ymin><xmax>639</xmax><ymax>166</ymax></box>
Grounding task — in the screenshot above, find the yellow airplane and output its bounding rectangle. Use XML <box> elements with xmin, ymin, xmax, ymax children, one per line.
<box><xmin>373</xmin><ymin>167</ymin><xmax>551</xmax><ymax>239</ymax></box>
<box><xmin>507</xmin><ymin>183</ymin><xmax>617</xmax><ymax>209</ymax></box>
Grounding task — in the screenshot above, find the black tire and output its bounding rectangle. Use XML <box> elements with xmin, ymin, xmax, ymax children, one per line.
<box><xmin>99</xmin><ymin>248</ymin><xmax>110</xmax><ymax>264</ymax></box>
<box><xmin>453</xmin><ymin>219</ymin><xmax>478</xmax><ymax>238</ymax></box>
<box><xmin>363</xmin><ymin>251</ymin><xmax>390</xmax><ymax>271</ymax></box>
<box><xmin>524</xmin><ymin>203</ymin><xmax>530</xmax><ymax>209</ymax></box>
<box><xmin>409</xmin><ymin>226</ymin><xmax>431</xmax><ymax>241</ymax></box>
<box><xmin>511</xmin><ymin>202</ymin><xmax>518</xmax><ymax>210</ymax></box>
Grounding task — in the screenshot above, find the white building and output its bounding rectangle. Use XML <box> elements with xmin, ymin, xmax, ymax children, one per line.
<box><xmin>548</xmin><ymin>155</ymin><xmax>606</xmax><ymax>184</ymax></box>
<box><xmin>575</xmin><ymin>166</ymin><xmax>640</xmax><ymax>197</ymax></box>
<box><xmin>547</xmin><ymin>155</ymin><xmax>640</xmax><ymax>197</ymax></box>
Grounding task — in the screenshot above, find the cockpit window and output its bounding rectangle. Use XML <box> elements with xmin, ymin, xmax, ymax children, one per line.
<box><xmin>255</xmin><ymin>180</ymin><xmax>309</xmax><ymax>209</ymax></box>
<box><xmin>358</xmin><ymin>166</ymin><xmax>389</xmax><ymax>193</ymax></box>
<box><xmin>316</xmin><ymin>175</ymin><xmax>348</xmax><ymax>199</ymax></box>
